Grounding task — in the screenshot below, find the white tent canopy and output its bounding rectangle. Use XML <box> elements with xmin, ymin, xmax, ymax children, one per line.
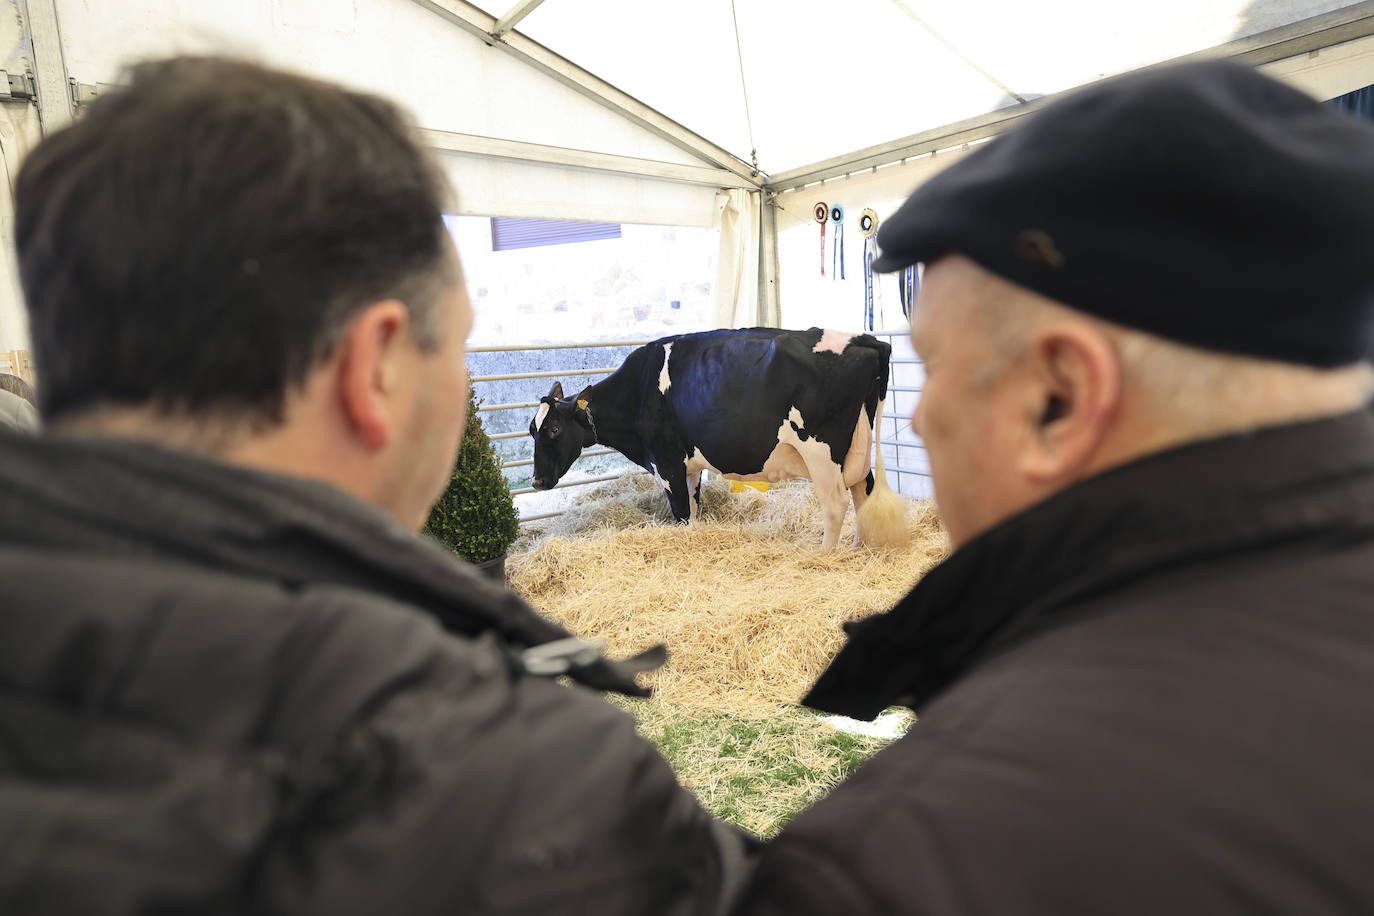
<box><xmin>515</xmin><ymin>0</ymin><xmax>1371</xmax><ymax>176</ymax></box>
<box><xmin>0</xmin><ymin>0</ymin><xmax>1372</xmax><ymax>348</ymax></box>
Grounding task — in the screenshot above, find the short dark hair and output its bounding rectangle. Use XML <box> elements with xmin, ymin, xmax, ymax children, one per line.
<box><xmin>15</xmin><ymin>56</ymin><xmax>455</xmax><ymax>423</ymax></box>
<box><xmin>0</xmin><ymin>372</ymin><xmax>35</xmax><ymax>406</ymax></box>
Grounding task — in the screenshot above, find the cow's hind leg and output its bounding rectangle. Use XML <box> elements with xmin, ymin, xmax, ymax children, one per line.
<box><xmin>802</xmin><ymin>458</ymin><xmax>849</xmax><ymax>551</ymax></box>
<box><xmin>849</xmin><ymin>471</ymin><xmax>875</xmax><ymax>546</ymax></box>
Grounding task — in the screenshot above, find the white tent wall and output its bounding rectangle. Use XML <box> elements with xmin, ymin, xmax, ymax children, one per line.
<box><xmin>711</xmin><ymin>188</ymin><xmax>768</xmax><ymax>328</ymax></box>
<box><xmin>1261</xmin><ymin>30</ymin><xmax>1374</xmax><ymax>94</ymax></box>
<box><xmin>772</xmin><ymin>32</ymin><xmax>1374</xmax><ymax>334</ymax></box>
<box><xmin>1</xmin><ymin>1</ymin><xmax>1371</xmax><ymax>357</ymax></box>
<box><xmin>433</xmin><ymin>150</ymin><xmax>720</xmax><ymax>225</ymax></box>
<box><xmin>0</xmin><ymin>3</ymin><xmax>43</xmax><ymax>356</ymax></box>
<box><xmin>50</xmin><ymin>0</ymin><xmax>725</xmax><ymax>226</ymax></box>
<box><xmin>0</xmin><ymin>0</ymin><xmax>739</xmax><ymax>352</ymax></box>
<box><xmin>0</xmin><ymin>101</ymin><xmax>43</xmax><ymax>357</ymax></box>
<box><xmin>773</xmin><ymin>147</ymin><xmax>972</xmax><ymax>333</ymax></box>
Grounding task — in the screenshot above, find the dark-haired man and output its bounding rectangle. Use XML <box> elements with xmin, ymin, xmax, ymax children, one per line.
<box><xmin>740</xmin><ymin>60</ymin><xmax>1374</xmax><ymax>914</ymax></box>
<box><xmin>0</xmin><ymin>57</ymin><xmax>751</xmax><ymax>914</ymax></box>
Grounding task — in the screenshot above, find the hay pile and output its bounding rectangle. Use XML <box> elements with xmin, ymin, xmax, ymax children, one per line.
<box><xmin>508</xmin><ymin>473</ymin><xmax>948</xmax><ymax>716</ymax></box>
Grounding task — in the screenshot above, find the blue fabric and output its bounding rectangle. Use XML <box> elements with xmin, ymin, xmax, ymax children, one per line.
<box><xmin>489</xmin><ymin>217</ymin><xmax>620</xmax><ymax>251</ymax></box>
<box><xmin>1327</xmin><ymin>84</ymin><xmax>1374</xmax><ymax>121</ymax></box>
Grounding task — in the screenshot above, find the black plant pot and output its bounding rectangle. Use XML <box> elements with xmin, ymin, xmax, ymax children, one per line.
<box><xmin>475</xmin><ymin>553</ymin><xmax>506</xmax><ymax>583</ymax></box>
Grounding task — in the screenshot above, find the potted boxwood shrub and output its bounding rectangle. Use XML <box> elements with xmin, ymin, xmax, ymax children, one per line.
<box><xmin>424</xmin><ymin>384</ymin><xmax>521</xmax><ymax>581</ymax></box>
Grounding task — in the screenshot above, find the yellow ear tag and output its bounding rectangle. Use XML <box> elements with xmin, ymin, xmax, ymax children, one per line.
<box><xmin>577</xmin><ymin>399</ymin><xmax>588</xmax><ymax>410</ymax></box>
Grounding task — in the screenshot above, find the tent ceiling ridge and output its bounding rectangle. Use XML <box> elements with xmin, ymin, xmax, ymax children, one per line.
<box><xmin>421</xmin><ymin>127</ymin><xmax>757</xmax><ymax>188</ymax></box>
<box><xmin>408</xmin><ymin>0</ymin><xmax>765</xmax><ymax>187</ymax></box>
<box><xmin>491</xmin><ymin>0</ymin><xmax>547</xmax><ymax>38</ymax></box>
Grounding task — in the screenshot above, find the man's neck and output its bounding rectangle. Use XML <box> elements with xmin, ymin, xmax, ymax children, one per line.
<box><xmin>52</xmin><ymin>404</ymin><xmax>376</xmax><ymax>509</ymax></box>
<box><xmin>1091</xmin><ymin>376</ymin><xmax>1374</xmax><ymax>483</ymax></box>
<box><xmin>52</xmin><ymin>405</ymin><xmax>256</xmax><ymax>455</ymax></box>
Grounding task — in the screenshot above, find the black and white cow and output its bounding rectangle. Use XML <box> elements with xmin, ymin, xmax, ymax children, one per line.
<box><xmin>529</xmin><ymin>327</ymin><xmax>907</xmax><ymax>550</ymax></box>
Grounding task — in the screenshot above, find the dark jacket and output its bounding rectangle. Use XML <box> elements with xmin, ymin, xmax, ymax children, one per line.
<box><xmin>0</xmin><ymin>431</ymin><xmax>753</xmax><ymax>915</ymax></box>
<box><xmin>740</xmin><ymin>410</ymin><xmax>1374</xmax><ymax>915</ymax></box>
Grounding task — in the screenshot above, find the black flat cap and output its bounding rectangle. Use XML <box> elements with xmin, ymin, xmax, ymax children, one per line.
<box><xmin>873</xmin><ymin>59</ymin><xmax>1374</xmax><ymax>367</ymax></box>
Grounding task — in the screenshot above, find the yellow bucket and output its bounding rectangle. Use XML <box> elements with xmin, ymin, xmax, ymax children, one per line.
<box><xmin>729</xmin><ymin>480</ymin><xmax>771</xmax><ymax>493</ymax></box>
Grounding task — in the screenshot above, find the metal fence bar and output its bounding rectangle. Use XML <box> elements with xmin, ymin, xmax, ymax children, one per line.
<box><xmin>490</xmin><ymin>430</ymin><xmax>531</xmax><ymax>441</ymax></box>
<box><xmin>469</xmin><ymin>338</ymin><xmax>653</xmax><ymax>353</ymax></box>
<box><xmin>501</xmin><ymin>448</ymin><xmax>617</xmax><ymax>470</ymax></box>
<box><xmin>472</xmin><ymin>367</ymin><xmax>615</xmax><ymax>383</ymax></box>
<box><xmin>509</xmin><ymin>472</ymin><xmax>625</xmax><ymax>497</ymax></box>
<box><xmin>880</xmin><ymin>437</ymin><xmax>927</xmax><ymax>448</ymax></box>
<box><xmin>519</xmin><ymin>510</ymin><xmax>568</xmax><ymax>523</ymax></box>
<box><xmin>478</xmin><ymin>400</ymin><xmax>541</xmax><ymax>413</ymax></box>
<box><xmin>884</xmin><ymin>466</ymin><xmax>931</xmax><ymax>476</ymax></box>
<box><xmin>478</xmin><ymin>373</ymin><xmax>917</xmax><ymax>390</ymax></box>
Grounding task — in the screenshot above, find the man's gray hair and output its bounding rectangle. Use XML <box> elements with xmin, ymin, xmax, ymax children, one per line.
<box><xmin>971</xmin><ymin>287</ymin><xmax>1374</xmax><ymax>436</ymax></box>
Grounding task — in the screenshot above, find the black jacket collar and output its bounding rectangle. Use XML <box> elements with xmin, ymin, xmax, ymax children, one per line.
<box><xmin>804</xmin><ymin>409</ymin><xmax>1374</xmax><ymax>720</ymax></box>
<box><xmin>0</xmin><ymin>430</ymin><xmax>653</xmax><ymax>694</ymax></box>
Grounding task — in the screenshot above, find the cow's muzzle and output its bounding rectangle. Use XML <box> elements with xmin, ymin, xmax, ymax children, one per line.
<box><xmin>531</xmin><ymin>476</ymin><xmax>553</xmax><ymax>491</ymax></box>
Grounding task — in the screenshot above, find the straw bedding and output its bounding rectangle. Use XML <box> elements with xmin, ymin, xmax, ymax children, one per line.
<box><xmin>508</xmin><ymin>473</ymin><xmax>948</xmax><ymax>716</ymax></box>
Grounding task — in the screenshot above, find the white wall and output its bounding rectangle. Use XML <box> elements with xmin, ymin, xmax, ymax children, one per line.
<box><xmin>56</xmin><ymin>0</ymin><xmax>698</xmax><ymax>162</ymax></box>
<box><xmin>436</xmin><ymin>151</ymin><xmax>719</xmax><ymax>226</ymax></box>
<box><xmin>0</xmin><ymin>100</ymin><xmax>44</xmax><ymax>355</ymax></box>
<box><xmin>772</xmin><ymin>32</ymin><xmax>1374</xmax><ymax>334</ymax></box>
<box><xmin>52</xmin><ymin>0</ymin><xmax>723</xmax><ymax>227</ymax></box>
<box><xmin>1261</xmin><ymin>31</ymin><xmax>1374</xmax><ymax>98</ymax></box>
<box><xmin>774</xmin><ymin>146</ymin><xmax>972</xmax><ymax>333</ymax></box>
<box><xmin>6</xmin><ymin>1</ymin><xmax>1374</xmax><ymax>354</ymax></box>
<box><xmin>0</xmin><ymin>0</ymin><xmax>730</xmax><ymax>352</ymax></box>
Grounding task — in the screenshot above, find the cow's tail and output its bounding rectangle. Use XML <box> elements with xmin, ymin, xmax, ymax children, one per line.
<box><xmin>855</xmin><ymin>343</ymin><xmax>909</xmax><ymax>549</ymax></box>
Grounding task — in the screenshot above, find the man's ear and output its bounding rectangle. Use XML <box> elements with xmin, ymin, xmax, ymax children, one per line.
<box><xmin>1018</xmin><ymin>324</ymin><xmax>1121</xmax><ymax>484</ymax></box>
<box><xmin>337</xmin><ymin>300</ymin><xmax>410</xmax><ymax>450</ymax></box>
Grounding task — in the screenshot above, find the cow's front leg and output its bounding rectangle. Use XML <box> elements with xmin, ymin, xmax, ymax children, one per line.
<box><xmin>686</xmin><ymin>471</ymin><xmax>702</xmax><ymax>522</ymax></box>
<box><xmin>656</xmin><ymin>461</ymin><xmax>693</xmax><ymax>523</ymax></box>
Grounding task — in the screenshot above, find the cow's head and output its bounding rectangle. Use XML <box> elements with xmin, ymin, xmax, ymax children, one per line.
<box><xmin>529</xmin><ymin>381</ymin><xmax>595</xmax><ymax>490</ymax></box>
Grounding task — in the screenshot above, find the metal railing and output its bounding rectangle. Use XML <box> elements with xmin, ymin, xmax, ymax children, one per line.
<box><xmin>471</xmin><ymin>337</ymin><xmax>648</xmax><ymax>525</ymax></box>
<box><xmin>473</xmin><ymin>330</ymin><xmax>930</xmax><ymax>525</ymax></box>
<box><xmin>469</xmin><ymin>339</ymin><xmax>654</xmax><ymax>353</ymax></box>
<box><xmin>870</xmin><ymin>329</ymin><xmax>930</xmax><ymax>484</ymax></box>
<box><xmin>471</xmin><ymin>367</ymin><xmax>619</xmax><ymax>383</ymax></box>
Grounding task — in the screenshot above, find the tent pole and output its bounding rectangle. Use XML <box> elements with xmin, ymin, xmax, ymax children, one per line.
<box><xmin>759</xmin><ymin>191</ymin><xmax>780</xmax><ymax>327</ymax></box>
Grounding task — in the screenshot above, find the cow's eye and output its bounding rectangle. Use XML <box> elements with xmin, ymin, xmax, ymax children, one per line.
<box><xmin>547</xmin><ymin>424</ymin><xmax>561</xmax><ymax>439</ymax></box>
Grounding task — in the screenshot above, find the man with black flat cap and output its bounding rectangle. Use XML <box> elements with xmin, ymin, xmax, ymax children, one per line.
<box><xmin>739</xmin><ymin>59</ymin><xmax>1374</xmax><ymax>914</ymax></box>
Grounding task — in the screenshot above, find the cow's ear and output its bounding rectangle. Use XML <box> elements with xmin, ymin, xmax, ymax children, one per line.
<box><xmin>574</xmin><ymin>388</ymin><xmax>593</xmax><ymax>429</ymax></box>
<box><xmin>548</xmin><ymin>381</ymin><xmax>564</xmax><ymax>400</ymax></box>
